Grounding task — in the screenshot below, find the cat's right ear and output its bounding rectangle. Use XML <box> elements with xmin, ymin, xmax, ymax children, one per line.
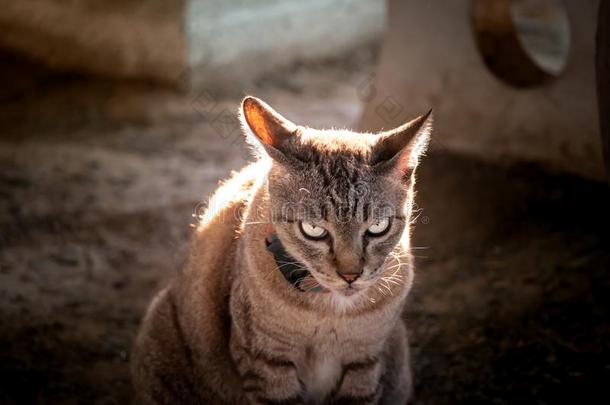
<box><xmin>240</xmin><ymin>96</ymin><xmax>297</xmax><ymax>161</ymax></box>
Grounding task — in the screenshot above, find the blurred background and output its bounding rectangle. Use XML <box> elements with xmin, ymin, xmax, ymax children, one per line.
<box><xmin>0</xmin><ymin>0</ymin><xmax>608</xmax><ymax>403</ymax></box>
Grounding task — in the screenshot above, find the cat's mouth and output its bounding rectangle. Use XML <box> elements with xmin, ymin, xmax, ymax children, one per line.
<box><xmin>341</xmin><ymin>285</ymin><xmax>360</xmax><ymax>296</ymax></box>
<box><xmin>318</xmin><ymin>277</ymin><xmax>368</xmax><ymax>297</ymax></box>
<box><xmin>307</xmin><ymin>272</ymin><xmax>366</xmax><ymax>296</ymax></box>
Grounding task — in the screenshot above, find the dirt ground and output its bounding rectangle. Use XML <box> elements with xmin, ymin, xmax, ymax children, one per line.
<box><xmin>0</xmin><ymin>49</ymin><xmax>608</xmax><ymax>404</ymax></box>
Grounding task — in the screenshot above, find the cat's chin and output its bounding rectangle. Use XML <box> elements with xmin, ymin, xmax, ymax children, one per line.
<box><xmin>325</xmin><ymin>287</ymin><xmax>369</xmax><ymax>313</ymax></box>
<box><xmin>330</xmin><ymin>285</ymin><xmax>367</xmax><ymax>301</ymax></box>
<box><xmin>323</xmin><ymin>281</ymin><xmax>368</xmax><ymax>298</ymax></box>
<box><xmin>339</xmin><ymin>286</ymin><xmax>360</xmax><ymax>297</ymax></box>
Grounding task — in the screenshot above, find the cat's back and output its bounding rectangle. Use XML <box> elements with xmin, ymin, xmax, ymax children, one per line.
<box><xmin>184</xmin><ymin>160</ymin><xmax>266</xmax><ymax>285</ymax></box>
<box><xmin>132</xmin><ymin>162</ymin><xmax>265</xmax><ymax>404</ymax></box>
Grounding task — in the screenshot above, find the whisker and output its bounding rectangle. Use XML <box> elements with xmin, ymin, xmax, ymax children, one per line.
<box><xmin>382</xmin><ymin>277</ymin><xmax>401</xmax><ymax>286</ymax></box>
<box><xmin>276</xmin><ymin>261</ymin><xmax>303</xmax><ymax>269</ymax></box>
<box><xmin>379</xmin><ymin>281</ymin><xmax>393</xmax><ymax>296</ymax></box>
<box><xmin>293</xmin><ymin>276</ymin><xmax>309</xmax><ymax>285</ymax></box>
<box><xmin>301</xmin><ymin>278</ymin><xmax>323</xmax><ymax>292</ymax></box>
<box><xmin>286</xmin><ymin>268</ymin><xmax>308</xmax><ymax>278</ymax></box>
<box><xmin>389</xmin><ymin>272</ymin><xmax>404</xmax><ymax>280</ymax></box>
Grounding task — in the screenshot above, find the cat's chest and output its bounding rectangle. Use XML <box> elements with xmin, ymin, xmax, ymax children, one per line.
<box><xmin>298</xmin><ymin>327</ymin><xmax>344</xmax><ymax>401</ymax></box>
<box><xmin>296</xmin><ymin>322</ymin><xmax>379</xmax><ymax>401</ymax></box>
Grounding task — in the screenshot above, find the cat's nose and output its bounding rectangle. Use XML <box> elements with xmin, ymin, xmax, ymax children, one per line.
<box><xmin>337</xmin><ymin>272</ymin><xmax>361</xmax><ymax>284</ymax></box>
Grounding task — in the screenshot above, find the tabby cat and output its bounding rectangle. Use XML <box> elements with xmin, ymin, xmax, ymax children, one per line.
<box><xmin>131</xmin><ymin>96</ymin><xmax>432</xmax><ymax>404</ymax></box>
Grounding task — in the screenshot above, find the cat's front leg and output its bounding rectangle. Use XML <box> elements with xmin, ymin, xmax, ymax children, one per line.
<box><xmin>378</xmin><ymin>320</ymin><xmax>412</xmax><ymax>405</ymax></box>
<box><xmin>331</xmin><ymin>357</ymin><xmax>384</xmax><ymax>405</ymax></box>
<box><xmin>333</xmin><ymin>321</ymin><xmax>412</xmax><ymax>405</ymax></box>
<box><xmin>235</xmin><ymin>348</ymin><xmax>304</xmax><ymax>404</ymax></box>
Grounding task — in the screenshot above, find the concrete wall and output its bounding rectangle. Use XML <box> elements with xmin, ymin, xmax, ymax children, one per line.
<box><xmin>186</xmin><ymin>0</ymin><xmax>385</xmax><ymax>89</ymax></box>
<box><xmin>360</xmin><ymin>0</ymin><xmax>604</xmax><ymax>181</ymax></box>
<box><xmin>0</xmin><ymin>0</ymin><xmax>384</xmax><ymax>87</ymax></box>
<box><xmin>0</xmin><ymin>0</ymin><xmax>186</xmax><ymax>84</ymax></box>
<box><xmin>1</xmin><ymin>0</ymin><xmax>603</xmax><ymax>180</ymax></box>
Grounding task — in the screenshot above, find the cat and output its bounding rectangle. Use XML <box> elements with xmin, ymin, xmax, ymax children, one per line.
<box><xmin>131</xmin><ymin>96</ymin><xmax>432</xmax><ymax>404</ymax></box>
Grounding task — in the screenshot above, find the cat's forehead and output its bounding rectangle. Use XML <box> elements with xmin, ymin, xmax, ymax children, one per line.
<box><xmin>270</xmin><ymin>127</ymin><xmax>406</xmax><ymax>219</ymax></box>
<box><xmin>281</xmin><ymin>128</ymin><xmax>389</xmax><ymax>194</ymax></box>
<box><xmin>274</xmin><ymin>157</ymin><xmax>402</xmax><ymax>222</ymax></box>
<box><xmin>277</xmin><ymin>175</ymin><xmax>400</xmax><ymax>223</ymax></box>
<box><xmin>296</xmin><ymin>127</ymin><xmax>378</xmax><ymax>153</ymax></box>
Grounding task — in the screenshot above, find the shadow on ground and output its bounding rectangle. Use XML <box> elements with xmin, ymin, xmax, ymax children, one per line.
<box><xmin>0</xmin><ymin>50</ymin><xmax>608</xmax><ymax>404</ymax></box>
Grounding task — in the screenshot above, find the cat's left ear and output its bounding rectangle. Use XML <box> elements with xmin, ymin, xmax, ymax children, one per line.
<box><xmin>371</xmin><ymin>110</ymin><xmax>433</xmax><ymax>178</ymax></box>
<box><xmin>240</xmin><ymin>96</ymin><xmax>297</xmax><ymax>161</ymax></box>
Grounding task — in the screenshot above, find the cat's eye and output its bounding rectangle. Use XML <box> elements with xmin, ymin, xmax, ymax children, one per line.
<box><xmin>299</xmin><ymin>221</ymin><xmax>328</xmax><ymax>240</ymax></box>
<box><xmin>366</xmin><ymin>217</ymin><xmax>391</xmax><ymax>236</ymax></box>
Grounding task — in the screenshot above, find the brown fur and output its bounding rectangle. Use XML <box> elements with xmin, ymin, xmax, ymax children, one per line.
<box><xmin>131</xmin><ymin>97</ymin><xmax>432</xmax><ymax>404</ymax></box>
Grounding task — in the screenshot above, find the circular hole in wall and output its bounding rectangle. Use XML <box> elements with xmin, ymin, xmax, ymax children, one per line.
<box><xmin>471</xmin><ymin>0</ymin><xmax>571</xmax><ymax>87</ymax></box>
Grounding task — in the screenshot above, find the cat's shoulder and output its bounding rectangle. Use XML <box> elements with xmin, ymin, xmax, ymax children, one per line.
<box><xmin>197</xmin><ymin>161</ymin><xmax>266</xmax><ymax>230</ymax></box>
<box><xmin>187</xmin><ymin>160</ymin><xmax>267</xmax><ymax>262</ymax></box>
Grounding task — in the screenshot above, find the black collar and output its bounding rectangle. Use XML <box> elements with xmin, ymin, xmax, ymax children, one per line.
<box><xmin>265</xmin><ymin>234</ymin><xmax>326</xmax><ymax>293</ymax></box>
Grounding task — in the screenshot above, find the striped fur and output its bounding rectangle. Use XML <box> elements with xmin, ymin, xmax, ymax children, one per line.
<box><xmin>131</xmin><ymin>97</ymin><xmax>431</xmax><ymax>404</ymax></box>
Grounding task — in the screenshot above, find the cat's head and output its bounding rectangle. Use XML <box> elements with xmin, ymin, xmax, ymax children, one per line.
<box><xmin>240</xmin><ymin>96</ymin><xmax>432</xmax><ymax>300</ymax></box>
